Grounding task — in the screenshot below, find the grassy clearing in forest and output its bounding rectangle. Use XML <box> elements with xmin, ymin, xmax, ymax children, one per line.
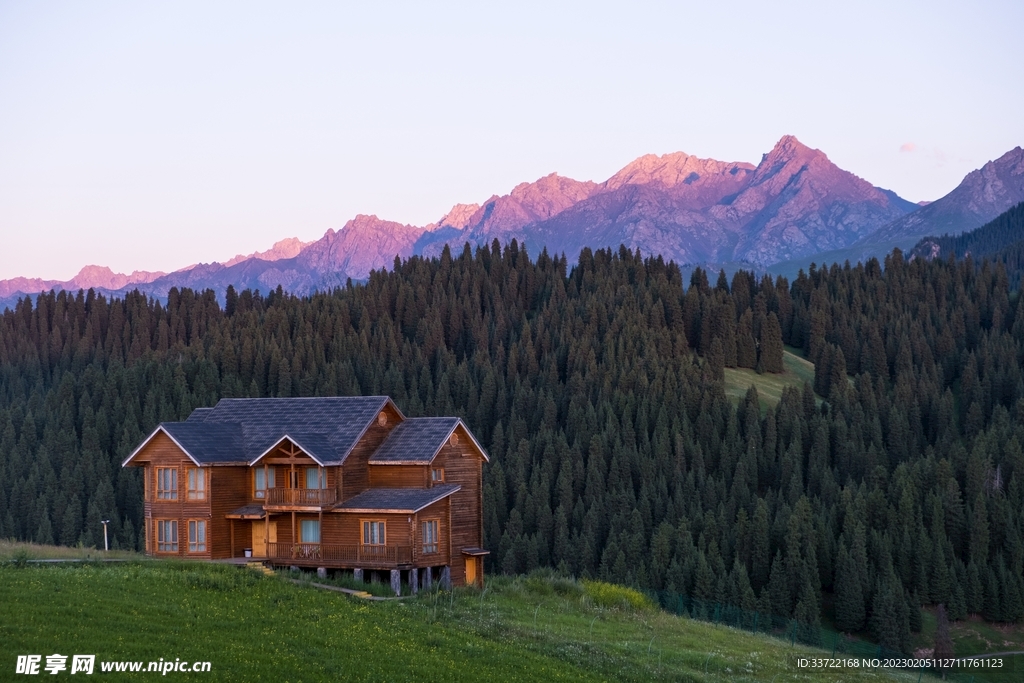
<box><xmin>724</xmin><ymin>347</ymin><xmax>817</xmax><ymax>408</ymax></box>
<box><xmin>912</xmin><ymin>607</ymin><xmax>1024</xmax><ymax>683</ymax></box>
<box><xmin>0</xmin><ymin>560</ymin><xmax>944</xmax><ymax>682</ymax></box>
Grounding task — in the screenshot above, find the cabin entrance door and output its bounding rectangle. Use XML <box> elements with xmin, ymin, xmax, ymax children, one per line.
<box><xmin>251</xmin><ymin>521</ymin><xmax>277</xmax><ymax>557</ymax></box>
<box><xmin>465</xmin><ymin>557</ymin><xmax>477</xmax><ymax>586</ymax></box>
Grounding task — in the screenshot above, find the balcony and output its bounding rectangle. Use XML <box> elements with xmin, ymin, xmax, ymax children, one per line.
<box><xmin>265</xmin><ymin>542</ymin><xmax>413</xmax><ymax>568</ymax></box>
<box><xmin>263</xmin><ymin>488</ymin><xmax>337</xmax><ymax>509</ymax></box>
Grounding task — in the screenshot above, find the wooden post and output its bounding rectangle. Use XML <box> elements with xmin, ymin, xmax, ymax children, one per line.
<box><xmin>264</xmin><ymin>511</ymin><xmax>270</xmax><ymax>555</ymax></box>
<box><xmin>423</xmin><ymin>566</ymin><xmax>432</xmax><ymax>590</ymax></box>
<box><xmin>410</xmin><ymin>568</ymin><xmax>418</xmax><ymax>595</ymax></box>
<box><xmin>291</xmin><ymin>510</ymin><xmax>297</xmax><ymax>554</ymax></box>
<box><xmin>230</xmin><ymin>519</ymin><xmax>235</xmax><ymax>558</ymax></box>
<box><xmin>353</xmin><ymin>568</ymin><xmax>363</xmax><ymax>583</ymax></box>
<box><xmin>390</xmin><ymin>569</ymin><xmax>401</xmax><ymax>596</ymax></box>
<box><xmin>441</xmin><ymin>566</ymin><xmax>451</xmax><ymax>590</ymax></box>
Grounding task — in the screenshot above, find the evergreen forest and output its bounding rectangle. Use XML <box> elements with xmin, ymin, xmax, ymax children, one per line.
<box><xmin>914</xmin><ymin>201</ymin><xmax>1024</xmax><ymax>289</ymax></box>
<box><xmin>2</xmin><ymin>237</ymin><xmax>1024</xmax><ymax>653</ymax></box>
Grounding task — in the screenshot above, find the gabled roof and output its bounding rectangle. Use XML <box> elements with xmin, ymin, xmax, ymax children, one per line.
<box><xmin>368</xmin><ymin>417</ymin><xmax>490</xmax><ymax>464</ymax></box>
<box><xmin>161</xmin><ymin>422</ymin><xmax>246</xmax><ymax>464</ymax></box>
<box><xmin>368</xmin><ymin>417</ymin><xmax>460</xmax><ymax>465</ymax></box>
<box><xmin>334</xmin><ymin>485</ymin><xmax>461</xmax><ymax>513</ymax></box>
<box><xmin>123</xmin><ymin>396</ymin><xmax>401</xmax><ymax>467</ymax></box>
<box><xmin>186</xmin><ymin>407</ymin><xmax>214</xmax><ymax>422</ymax></box>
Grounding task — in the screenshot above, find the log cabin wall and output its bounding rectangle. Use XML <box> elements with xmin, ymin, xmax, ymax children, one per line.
<box><xmin>432</xmin><ymin>423</ymin><xmax>485</xmax><ymax>585</ymax></box>
<box><xmin>325</xmin><ymin>512</ymin><xmax>415</xmax><ymax>546</ymax></box>
<box><xmin>133</xmin><ymin>431</ymin><xmax>213</xmax><ymax>559</ymax></box>
<box><xmin>368</xmin><ymin>464</ymin><xmax>428</xmax><ymax>488</ymax></box>
<box><xmin>414</xmin><ymin>497</ymin><xmax>451</xmax><ymax>567</ymax></box>
<box><xmin>209</xmin><ymin>467</ymin><xmax>247</xmax><ymax>559</ymax></box>
<box><xmin>341</xmin><ymin>403</ymin><xmax>403</xmax><ymax>499</ymax></box>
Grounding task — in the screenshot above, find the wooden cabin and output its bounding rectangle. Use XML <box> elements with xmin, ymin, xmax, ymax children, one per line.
<box><xmin>122</xmin><ymin>397</ymin><xmax>489</xmax><ymax>592</ymax></box>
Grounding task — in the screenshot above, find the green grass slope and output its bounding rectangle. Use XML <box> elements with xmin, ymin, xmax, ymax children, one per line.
<box><xmin>0</xmin><ymin>561</ymin><xmax>941</xmax><ymax>682</ymax></box>
<box><xmin>724</xmin><ymin>347</ymin><xmax>817</xmax><ymax>408</ymax></box>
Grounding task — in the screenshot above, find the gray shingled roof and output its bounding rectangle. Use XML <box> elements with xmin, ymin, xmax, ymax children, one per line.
<box><xmin>226</xmin><ymin>504</ymin><xmax>266</xmax><ymax>519</ymax></box>
<box><xmin>207</xmin><ymin>397</ymin><xmax>392</xmax><ymax>465</ymax></box>
<box><xmin>186</xmin><ymin>407</ymin><xmax>213</xmax><ymax>422</ymax></box>
<box><xmin>127</xmin><ymin>396</ymin><xmax>398</xmax><ymax>466</ymax></box>
<box><xmin>161</xmin><ymin>422</ymin><xmax>246</xmax><ymax>463</ymax></box>
<box><xmin>334</xmin><ymin>485</ymin><xmax>461</xmax><ymax>513</ymax></box>
<box><xmin>368</xmin><ymin>417</ymin><xmax>460</xmax><ymax>464</ymax></box>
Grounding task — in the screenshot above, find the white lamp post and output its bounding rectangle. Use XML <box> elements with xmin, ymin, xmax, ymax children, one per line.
<box><xmin>100</xmin><ymin>519</ymin><xmax>110</xmax><ymax>552</ymax></box>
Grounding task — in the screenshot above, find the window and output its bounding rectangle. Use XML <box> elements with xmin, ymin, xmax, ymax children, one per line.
<box><xmin>254</xmin><ymin>467</ymin><xmax>275</xmax><ymax>498</ymax></box>
<box><xmin>305</xmin><ymin>467</ymin><xmax>325</xmax><ymax>490</ymax></box>
<box><xmin>362</xmin><ymin>521</ymin><xmax>385</xmax><ymax>545</ymax></box>
<box><xmin>422</xmin><ymin>519</ymin><xmax>439</xmax><ymax>554</ymax></box>
<box><xmin>300</xmin><ymin>519</ymin><xmax>320</xmax><ymax>543</ymax></box>
<box><xmin>431</xmin><ymin>468</ymin><xmax>445</xmax><ymax>483</ymax></box>
<box><xmin>187</xmin><ymin>520</ymin><xmax>206</xmax><ymax>552</ymax></box>
<box><xmin>156</xmin><ymin>468</ymin><xmax>177</xmax><ymax>500</ymax></box>
<box><xmin>186</xmin><ymin>468</ymin><xmax>206</xmax><ymax>500</ymax></box>
<box><xmin>157</xmin><ymin>520</ymin><xmax>178</xmax><ymax>552</ymax></box>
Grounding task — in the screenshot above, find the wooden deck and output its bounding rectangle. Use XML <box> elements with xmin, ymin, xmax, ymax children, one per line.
<box><xmin>265</xmin><ymin>542</ymin><xmax>414</xmax><ymax>569</ymax></box>
<box><xmin>263</xmin><ymin>488</ymin><xmax>337</xmax><ymax>509</ymax></box>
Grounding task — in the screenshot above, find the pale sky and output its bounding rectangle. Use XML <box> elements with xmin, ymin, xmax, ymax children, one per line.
<box><xmin>1</xmin><ymin>1</ymin><xmax>1022</xmax><ymax>281</ymax></box>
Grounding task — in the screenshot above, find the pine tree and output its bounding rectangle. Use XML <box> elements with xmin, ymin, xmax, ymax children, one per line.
<box><xmin>933</xmin><ymin>604</ymin><xmax>954</xmax><ymax>667</ymax></box>
<box><xmin>758</xmin><ymin>312</ymin><xmax>784</xmax><ymax>373</ymax></box>
<box><xmin>834</xmin><ymin>543</ymin><xmax>865</xmax><ymax>632</ymax></box>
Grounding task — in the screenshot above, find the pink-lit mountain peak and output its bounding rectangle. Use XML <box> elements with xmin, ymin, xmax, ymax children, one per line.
<box><xmin>605</xmin><ymin>151</ymin><xmax>754</xmax><ymax>191</ymax></box>
<box><xmin>750</xmin><ymin>135</ymin><xmax>828</xmax><ymax>181</ymax></box>
<box><xmin>505</xmin><ymin>173</ymin><xmax>598</xmax><ymax>218</ymax></box>
<box><xmin>69</xmin><ymin>265</ymin><xmax>166</xmax><ymax>290</ymax></box>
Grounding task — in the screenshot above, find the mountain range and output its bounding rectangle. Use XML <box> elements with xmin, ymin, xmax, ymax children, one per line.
<box><xmin>3</xmin><ymin>136</ymin><xmax>1022</xmax><ymax>310</ymax></box>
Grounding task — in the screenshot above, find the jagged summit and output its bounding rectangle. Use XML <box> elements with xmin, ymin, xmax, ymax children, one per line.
<box><xmin>8</xmin><ymin>136</ymin><xmax>1021</xmax><ymax>310</ymax></box>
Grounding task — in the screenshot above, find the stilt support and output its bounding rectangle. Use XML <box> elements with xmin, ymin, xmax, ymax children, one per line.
<box><xmin>440</xmin><ymin>566</ymin><xmax>451</xmax><ymax>590</ymax></box>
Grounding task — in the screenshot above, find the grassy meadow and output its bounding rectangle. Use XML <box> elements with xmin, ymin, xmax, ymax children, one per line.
<box><xmin>0</xmin><ymin>559</ymin><xmax>947</xmax><ymax>682</ymax></box>
<box><xmin>724</xmin><ymin>346</ymin><xmax>817</xmax><ymax>407</ymax></box>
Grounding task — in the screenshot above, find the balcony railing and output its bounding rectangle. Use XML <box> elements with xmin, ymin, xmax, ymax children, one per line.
<box><xmin>264</xmin><ymin>488</ymin><xmax>337</xmax><ymax>507</ymax></box>
<box><xmin>265</xmin><ymin>542</ymin><xmax>413</xmax><ymax>567</ymax></box>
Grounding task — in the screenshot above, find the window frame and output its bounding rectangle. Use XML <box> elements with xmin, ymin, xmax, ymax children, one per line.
<box><xmin>156</xmin><ymin>468</ymin><xmax>178</xmax><ymax>500</ymax></box>
<box><xmin>186</xmin><ymin>467</ymin><xmax>206</xmax><ymax>500</ymax></box>
<box><xmin>421</xmin><ymin>518</ymin><xmax>439</xmax><ymax>555</ymax></box>
<box><xmin>362</xmin><ymin>520</ymin><xmax>386</xmax><ymax>546</ymax></box>
<box><xmin>254</xmin><ymin>467</ymin><xmax>275</xmax><ymax>499</ymax></box>
<box><xmin>305</xmin><ymin>466</ymin><xmax>325</xmax><ymax>490</ymax></box>
<box><xmin>300</xmin><ymin>519</ymin><xmax>320</xmax><ymax>544</ymax></box>
<box><xmin>430</xmin><ymin>468</ymin><xmax>445</xmax><ymax>484</ymax></box>
<box><xmin>156</xmin><ymin>519</ymin><xmax>178</xmax><ymax>552</ymax></box>
<box><xmin>187</xmin><ymin>519</ymin><xmax>206</xmax><ymax>553</ymax></box>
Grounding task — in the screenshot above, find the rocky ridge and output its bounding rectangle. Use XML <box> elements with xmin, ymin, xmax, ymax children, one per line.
<box><xmin>6</xmin><ymin>136</ymin><xmax>1022</xmax><ymax>309</ymax></box>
